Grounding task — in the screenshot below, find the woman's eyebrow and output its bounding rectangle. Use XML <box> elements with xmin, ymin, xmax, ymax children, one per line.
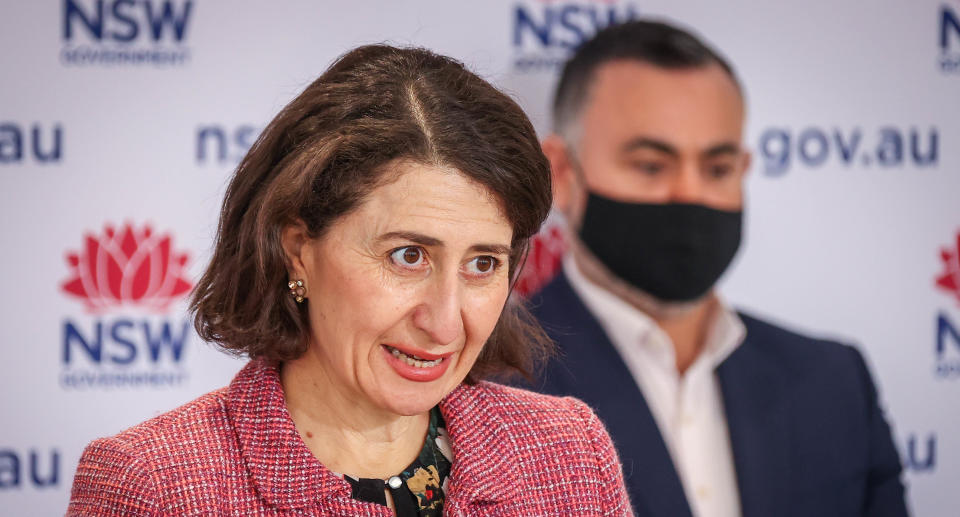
<box><xmin>470</xmin><ymin>244</ymin><xmax>512</xmax><ymax>255</ymax></box>
<box><xmin>377</xmin><ymin>232</ymin><xmax>511</xmax><ymax>255</ymax></box>
<box><xmin>377</xmin><ymin>231</ymin><xmax>443</xmax><ymax>247</ymax></box>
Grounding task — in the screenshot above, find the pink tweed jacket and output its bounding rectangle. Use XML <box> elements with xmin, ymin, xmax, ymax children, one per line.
<box><xmin>68</xmin><ymin>360</ymin><xmax>633</xmax><ymax>516</ymax></box>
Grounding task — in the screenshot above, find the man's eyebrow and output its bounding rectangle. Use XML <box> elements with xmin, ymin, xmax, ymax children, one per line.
<box><xmin>377</xmin><ymin>232</ymin><xmax>511</xmax><ymax>255</ymax></box>
<box><xmin>621</xmin><ymin>137</ymin><xmax>679</xmax><ymax>157</ymax></box>
<box><xmin>702</xmin><ymin>142</ymin><xmax>741</xmax><ymax>157</ymax></box>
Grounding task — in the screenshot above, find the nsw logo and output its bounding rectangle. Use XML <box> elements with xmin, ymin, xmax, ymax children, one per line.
<box><xmin>0</xmin><ymin>123</ymin><xmax>63</xmax><ymax>165</ymax></box>
<box><xmin>62</xmin><ymin>222</ymin><xmax>192</xmax><ymax>311</ymax></box>
<box><xmin>0</xmin><ymin>448</ymin><xmax>60</xmax><ymax>490</ymax></box>
<box><xmin>902</xmin><ymin>433</ymin><xmax>937</xmax><ymax>473</ymax></box>
<box><xmin>60</xmin><ymin>0</ymin><xmax>194</xmax><ymax>67</ymax></box>
<box><xmin>511</xmin><ymin>0</ymin><xmax>639</xmax><ymax>73</ymax></box>
<box><xmin>934</xmin><ymin>230</ymin><xmax>960</xmax><ymax>378</ymax></box>
<box><xmin>514</xmin><ymin>224</ymin><xmax>566</xmax><ymax>298</ymax></box>
<box><xmin>935</xmin><ymin>231</ymin><xmax>960</xmax><ymax>305</ymax></box>
<box><xmin>940</xmin><ymin>4</ymin><xmax>960</xmax><ymax>74</ymax></box>
<box><xmin>195</xmin><ymin>124</ymin><xmax>261</xmax><ymax>166</ymax></box>
<box><xmin>59</xmin><ymin>222</ymin><xmax>193</xmax><ymax>389</ymax></box>
<box><xmin>758</xmin><ymin>126</ymin><xmax>938</xmax><ymax>176</ymax></box>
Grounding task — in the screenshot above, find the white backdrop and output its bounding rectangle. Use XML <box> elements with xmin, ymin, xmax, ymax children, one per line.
<box><xmin>1</xmin><ymin>1</ymin><xmax>958</xmax><ymax>515</ymax></box>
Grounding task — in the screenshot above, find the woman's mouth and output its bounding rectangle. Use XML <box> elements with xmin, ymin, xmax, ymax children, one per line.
<box><xmin>385</xmin><ymin>345</ymin><xmax>443</xmax><ymax>368</ymax></box>
<box><xmin>381</xmin><ymin>344</ymin><xmax>453</xmax><ymax>382</ymax></box>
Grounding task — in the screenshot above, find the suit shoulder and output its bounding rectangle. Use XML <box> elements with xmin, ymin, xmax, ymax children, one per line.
<box><xmin>525</xmin><ymin>273</ymin><xmax>578</xmax><ymax>319</ymax></box>
<box><xmin>737</xmin><ymin>311</ymin><xmax>863</xmax><ymax>370</ymax></box>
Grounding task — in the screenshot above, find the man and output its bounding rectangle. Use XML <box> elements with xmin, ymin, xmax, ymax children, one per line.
<box><xmin>525</xmin><ymin>20</ymin><xmax>909</xmax><ymax>517</ymax></box>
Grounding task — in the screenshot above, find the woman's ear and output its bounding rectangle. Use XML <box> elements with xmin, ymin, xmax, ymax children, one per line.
<box><xmin>281</xmin><ymin>220</ymin><xmax>312</xmax><ymax>281</ymax></box>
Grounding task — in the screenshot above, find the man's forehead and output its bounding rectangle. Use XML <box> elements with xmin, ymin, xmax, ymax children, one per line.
<box><xmin>577</xmin><ymin>59</ymin><xmax>746</xmax><ymax>150</ymax></box>
<box><xmin>586</xmin><ymin>59</ymin><xmax>743</xmax><ymax>108</ymax></box>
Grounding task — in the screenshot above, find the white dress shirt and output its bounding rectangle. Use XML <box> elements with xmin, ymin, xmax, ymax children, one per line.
<box><xmin>564</xmin><ymin>255</ymin><xmax>745</xmax><ymax>517</ymax></box>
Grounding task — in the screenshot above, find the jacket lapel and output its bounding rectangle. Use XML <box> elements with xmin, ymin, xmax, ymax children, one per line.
<box><xmin>532</xmin><ymin>273</ymin><xmax>692</xmax><ymax>517</ymax></box>
<box><xmin>439</xmin><ymin>384</ymin><xmax>521</xmax><ymax>512</ymax></box>
<box><xmin>601</xmin><ymin>386</ymin><xmax>694</xmax><ymax>517</ymax></box>
<box><xmin>717</xmin><ymin>321</ymin><xmax>792</xmax><ymax>517</ymax></box>
<box><xmin>226</xmin><ymin>360</ymin><xmax>352</xmax><ymax>510</ymax></box>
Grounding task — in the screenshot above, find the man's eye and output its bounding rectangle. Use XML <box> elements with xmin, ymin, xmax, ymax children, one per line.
<box><xmin>631</xmin><ymin>162</ymin><xmax>664</xmax><ymax>175</ymax></box>
<box><xmin>707</xmin><ymin>163</ymin><xmax>734</xmax><ymax>179</ymax></box>
<box><xmin>390</xmin><ymin>247</ymin><xmax>425</xmax><ymax>267</ymax></box>
<box><xmin>708</xmin><ymin>164</ymin><xmax>734</xmax><ymax>178</ymax></box>
<box><xmin>466</xmin><ymin>256</ymin><xmax>499</xmax><ymax>275</ymax></box>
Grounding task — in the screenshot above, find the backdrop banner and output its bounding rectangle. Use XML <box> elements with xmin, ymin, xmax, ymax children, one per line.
<box><xmin>1</xmin><ymin>1</ymin><xmax>957</xmax><ymax>514</ymax></box>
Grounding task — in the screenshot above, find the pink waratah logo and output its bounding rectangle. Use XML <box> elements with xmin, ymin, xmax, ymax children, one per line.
<box><xmin>936</xmin><ymin>231</ymin><xmax>960</xmax><ymax>305</ymax></box>
<box><xmin>61</xmin><ymin>223</ymin><xmax>193</xmax><ymax>312</ymax></box>
<box><xmin>515</xmin><ymin>225</ymin><xmax>566</xmax><ymax>298</ymax></box>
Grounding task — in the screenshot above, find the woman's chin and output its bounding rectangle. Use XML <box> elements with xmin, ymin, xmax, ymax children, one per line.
<box><xmin>373</xmin><ymin>382</ymin><xmax>448</xmax><ymax>416</ymax></box>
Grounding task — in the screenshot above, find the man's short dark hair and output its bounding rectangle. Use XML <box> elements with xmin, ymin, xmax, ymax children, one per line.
<box><xmin>553</xmin><ymin>20</ymin><xmax>742</xmax><ymax>138</ymax></box>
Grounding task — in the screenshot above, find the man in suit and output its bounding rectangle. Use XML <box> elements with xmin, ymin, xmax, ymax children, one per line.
<box><xmin>526</xmin><ymin>20</ymin><xmax>909</xmax><ymax>517</ymax></box>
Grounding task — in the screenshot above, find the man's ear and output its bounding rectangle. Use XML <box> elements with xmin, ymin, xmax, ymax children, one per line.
<box><xmin>281</xmin><ymin>220</ymin><xmax>312</xmax><ymax>281</ymax></box>
<box><xmin>542</xmin><ymin>134</ymin><xmax>576</xmax><ymax>213</ymax></box>
<box><xmin>740</xmin><ymin>150</ymin><xmax>752</xmax><ymax>179</ymax></box>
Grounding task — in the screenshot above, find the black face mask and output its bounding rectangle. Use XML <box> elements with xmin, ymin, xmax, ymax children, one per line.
<box><xmin>578</xmin><ymin>192</ymin><xmax>743</xmax><ymax>302</ymax></box>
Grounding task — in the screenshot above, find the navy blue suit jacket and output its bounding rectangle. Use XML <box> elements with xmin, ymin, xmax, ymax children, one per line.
<box><xmin>523</xmin><ymin>272</ymin><xmax>908</xmax><ymax>517</ymax></box>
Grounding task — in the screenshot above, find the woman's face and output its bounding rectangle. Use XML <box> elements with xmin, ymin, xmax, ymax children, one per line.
<box><xmin>287</xmin><ymin>162</ymin><xmax>513</xmax><ymax>417</ymax></box>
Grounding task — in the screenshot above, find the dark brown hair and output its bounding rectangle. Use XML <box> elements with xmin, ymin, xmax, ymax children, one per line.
<box><xmin>190</xmin><ymin>45</ymin><xmax>553</xmax><ymax>383</ymax></box>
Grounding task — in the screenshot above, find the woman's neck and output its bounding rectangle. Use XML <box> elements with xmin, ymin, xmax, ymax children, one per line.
<box><xmin>280</xmin><ymin>350</ymin><xmax>430</xmax><ymax>479</ymax></box>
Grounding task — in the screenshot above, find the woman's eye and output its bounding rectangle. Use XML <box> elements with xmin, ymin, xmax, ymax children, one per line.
<box><xmin>466</xmin><ymin>256</ymin><xmax>499</xmax><ymax>275</ymax></box>
<box><xmin>390</xmin><ymin>247</ymin><xmax>425</xmax><ymax>267</ymax></box>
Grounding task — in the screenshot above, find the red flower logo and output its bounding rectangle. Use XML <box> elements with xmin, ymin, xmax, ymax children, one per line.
<box><xmin>61</xmin><ymin>223</ymin><xmax>193</xmax><ymax>312</ymax></box>
<box><xmin>936</xmin><ymin>231</ymin><xmax>960</xmax><ymax>305</ymax></box>
<box><xmin>514</xmin><ymin>224</ymin><xmax>567</xmax><ymax>298</ymax></box>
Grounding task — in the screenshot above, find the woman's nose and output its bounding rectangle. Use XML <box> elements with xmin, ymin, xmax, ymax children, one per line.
<box><xmin>412</xmin><ymin>273</ymin><xmax>464</xmax><ymax>347</ymax></box>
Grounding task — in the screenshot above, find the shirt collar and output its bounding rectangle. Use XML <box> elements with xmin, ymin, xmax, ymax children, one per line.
<box><xmin>563</xmin><ymin>254</ymin><xmax>745</xmax><ymax>371</ymax></box>
<box><xmin>702</xmin><ymin>296</ymin><xmax>746</xmax><ymax>367</ymax></box>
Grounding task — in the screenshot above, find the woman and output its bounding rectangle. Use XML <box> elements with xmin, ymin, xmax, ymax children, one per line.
<box><xmin>68</xmin><ymin>45</ymin><xmax>632</xmax><ymax>516</ymax></box>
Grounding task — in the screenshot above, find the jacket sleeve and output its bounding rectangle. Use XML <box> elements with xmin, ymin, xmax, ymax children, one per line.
<box><xmin>66</xmin><ymin>438</ymin><xmax>162</xmax><ymax>517</ymax></box>
<box><xmin>568</xmin><ymin>397</ymin><xmax>635</xmax><ymax>516</ymax></box>
<box><xmin>846</xmin><ymin>345</ymin><xmax>911</xmax><ymax>517</ymax></box>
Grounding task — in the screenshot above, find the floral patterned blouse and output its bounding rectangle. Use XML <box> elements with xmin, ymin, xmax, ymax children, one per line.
<box><xmin>342</xmin><ymin>407</ymin><xmax>452</xmax><ymax>516</ymax></box>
